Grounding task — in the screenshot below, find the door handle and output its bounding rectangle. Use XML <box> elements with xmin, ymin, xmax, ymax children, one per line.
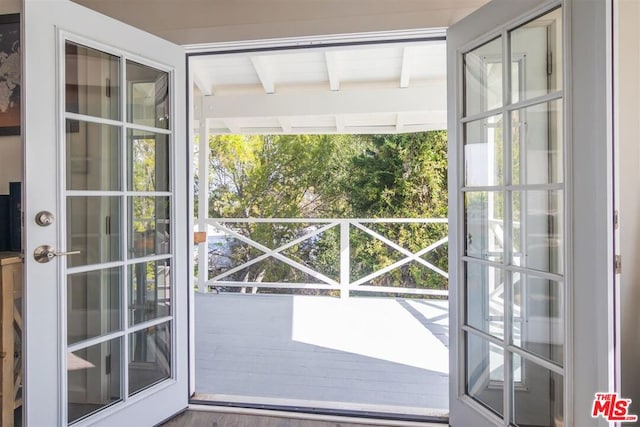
<box><xmin>33</xmin><ymin>245</ymin><xmax>81</xmax><ymax>263</ymax></box>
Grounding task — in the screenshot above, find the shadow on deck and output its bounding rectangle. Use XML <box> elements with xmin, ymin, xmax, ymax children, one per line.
<box><xmin>193</xmin><ymin>293</ymin><xmax>449</xmax><ymax>418</ymax></box>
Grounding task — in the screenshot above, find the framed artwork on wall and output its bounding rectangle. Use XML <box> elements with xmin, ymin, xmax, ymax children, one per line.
<box><xmin>0</xmin><ymin>14</ymin><xmax>20</xmax><ymax>136</ymax></box>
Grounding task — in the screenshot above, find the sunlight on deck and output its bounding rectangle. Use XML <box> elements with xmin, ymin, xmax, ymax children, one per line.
<box><xmin>194</xmin><ymin>293</ymin><xmax>450</xmax><ymax>415</ymax></box>
<box><xmin>291</xmin><ymin>297</ymin><xmax>448</xmax><ymax>373</ymax></box>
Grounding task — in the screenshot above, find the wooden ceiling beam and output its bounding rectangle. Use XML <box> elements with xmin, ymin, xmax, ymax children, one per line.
<box><xmin>250</xmin><ymin>56</ymin><xmax>276</xmax><ymax>94</ymax></box>
<box><xmin>203</xmin><ymin>83</ymin><xmax>446</xmax><ymax>119</ymax></box>
<box><xmin>325</xmin><ymin>51</ymin><xmax>340</xmax><ymax>91</ymax></box>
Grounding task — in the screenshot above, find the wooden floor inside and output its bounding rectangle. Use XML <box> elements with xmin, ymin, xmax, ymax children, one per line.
<box><xmin>194</xmin><ymin>293</ymin><xmax>449</xmax><ymax>417</ymax></box>
<box><xmin>160</xmin><ymin>409</ymin><xmax>446</xmax><ymax>427</ymax></box>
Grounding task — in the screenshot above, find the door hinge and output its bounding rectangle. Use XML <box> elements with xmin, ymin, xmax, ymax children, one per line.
<box><xmin>615</xmin><ymin>255</ymin><xmax>622</xmax><ymax>274</ymax></box>
<box><xmin>614</xmin><ymin>210</ymin><xmax>619</xmax><ymax>230</ymax></box>
<box><xmin>547</xmin><ymin>51</ymin><xmax>553</xmax><ymax>76</ymax></box>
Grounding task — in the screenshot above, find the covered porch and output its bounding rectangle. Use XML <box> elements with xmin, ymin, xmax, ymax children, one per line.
<box><xmin>189</xmin><ymin>39</ymin><xmax>452</xmax><ymax>419</ymax></box>
<box><xmin>193</xmin><ymin>293</ymin><xmax>449</xmax><ymax>417</ymax></box>
<box><xmin>191</xmin><ymin>216</ymin><xmax>451</xmax><ymax>418</ymax></box>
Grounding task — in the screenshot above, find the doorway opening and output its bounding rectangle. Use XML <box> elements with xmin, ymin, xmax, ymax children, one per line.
<box><xmin>189</xmin><ymin>38</ymin><xmax>450</xmax><ymax>421</ymax></box>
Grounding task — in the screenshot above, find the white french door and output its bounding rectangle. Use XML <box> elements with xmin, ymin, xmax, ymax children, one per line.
<box><xmin>450</xmin><ymin>1</ymin><xmax>569</xmax><ymax>426</ymax></box>
<box><xmin>23</xmin><ymin>0</ymin><xmax>187</xmax><ymax>425</ymax></box>
<box><xmin>449</xmin><ymin>0</ymin><xmax>616</xmax><ymax>426</ymax></box>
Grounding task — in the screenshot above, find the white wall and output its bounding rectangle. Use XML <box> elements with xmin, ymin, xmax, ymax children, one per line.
<box><xmin>615</xmin><ymin>0</ymin><xmax>640</xmax><ymax>410</ymax></box>
<box><xmin>0</xmin><ymin>0</ymin><xmax>21</xmax><ymax>195</ymax></box>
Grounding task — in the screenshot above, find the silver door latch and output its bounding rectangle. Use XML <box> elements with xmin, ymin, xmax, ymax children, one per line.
<box><xmin>33</xmin><ymin>245</ymin><xmax>81</xmax><ymax>263</ymax></box>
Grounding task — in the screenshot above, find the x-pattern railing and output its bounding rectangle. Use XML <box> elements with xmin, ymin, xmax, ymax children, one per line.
<box><xmin>199</xmin><ymin>218</ymin><xmax>448</xmax><ymax>298</ymax></box>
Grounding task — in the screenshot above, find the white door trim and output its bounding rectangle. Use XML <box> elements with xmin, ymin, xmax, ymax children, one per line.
<box><xmin>183</xmin><ymin>28</ymin><xmax>447</xmax><ymax>54</ymax></box>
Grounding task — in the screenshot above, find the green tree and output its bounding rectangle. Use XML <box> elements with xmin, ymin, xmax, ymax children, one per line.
<box><xmin>341</xmin><ymin>131</ymin><xmax>449</xmax><ymax>291</ymax></box>
<box><xmin>206</xmin><ymin>134</ymin><xmax>364</xmax><ymax>289</ymax></box>
<box><xmin>202</xmin><ymin>131</ymin><xmax>449</xmax><ymax>294</ymax></box>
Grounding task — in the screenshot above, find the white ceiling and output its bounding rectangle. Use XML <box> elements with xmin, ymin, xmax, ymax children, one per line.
<box><xmin>193</xmin><ymin>40</ymin><xmax>448</xmax><ymax>135</ymax></box>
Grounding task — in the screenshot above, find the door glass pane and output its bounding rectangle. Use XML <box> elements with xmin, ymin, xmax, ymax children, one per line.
<box><xmin>464</xmin><ymin>37</ymin><xmax>503</xmax><ymax>116</ymax></box>
<box><xmin>460</xmin><ymin>6</ymin><xmax>564</xmax><ymax>425</ymax></box>
<box><xmin>128</xmin><ymin>129</ymin><xmax>170</xmax><ymax>192</ymax></box>
<box><xmin>510</xmin><ymin>8</ymin><xmax>563</xmax><ymax>103</ymax></box>
<box><xmin>66</xmin><ymin>120</ymin><xmax>120</xmax><ymax>191</ymax></box>
<box><xmin>65</xmin><ymin>41</ymin><xmax>120</xmax><ymax>120</ymax></box>
<box><xmin>465</xmin><ymin>263</ymin><xmax>504</xmax><ymax>339</ymax></box>
<box><xmin>62</xmin><ymin>33</ymin><xmax>176</xmax><ymax>424</ymax></box>
<box><xmin>127</xmin><ymin>61</ymin><xmax>169</xmax><ymax>129</ymax></box>
<box><xmin>67</xmin><ymin>268</ymin><xmax>121</xmax><ymax>345</ymax></box>
<box><xmin>129</xmin><ymin>196</ymin><xmax>171</xmax><ymax>258</ymax></box>
<box><xmin>464</xmin><ymin>114</ymin><xmax>504</xmax><ymax>186</ymax></box>
<box><xmin>67</xmin><ymin>338</ymin><xmax>122</xmax><ymax>424</ymax></box>
<box><xmin>512</xmin><ymin>100</ymin><xmax>563</xmax><ymax>185</ymax></box>
<box><xmin>513</xmin><ymin>359</ymin><xmax>563</xmax><ymax>427</ymax></box>
<box><xmin>512</xmin><ymin>191</ymin><xmax>563</xmax><ymax>274</ymax></box>
<box><xmin>466</xmin><ymin>332</ymin><xmax>504</xmax><ymax>416</ymax></box>
<box><xmin>465</xmin><ymin>191</ymin><xmax>504</xmax><ymax>262</ymax></box>
<box><xmin>67</xmin><ymin>196</ymin><xmax>122</xmax><ymax>268</ymax></box>
<box><xmin>513</xmin><ymin>273</ymin><xmax>563</xmax><ymax>365</ymax></box>
<box><xmin>129</xmin><ymin>321</ymin><xmax>171</xmax><ymax>395</ymax></box>
<box><xmin>128</xmin><ymin>259</ymin><xmax>171</xmax><ymax>325</ymax></box>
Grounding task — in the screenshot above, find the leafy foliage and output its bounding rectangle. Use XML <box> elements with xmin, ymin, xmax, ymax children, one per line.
<box><xmin>201</xmin><ymin>131</ymin><xmax>448</xmax><ymax>294</ymax></box>
<box><xmin>341</xmin><ymin>131</ymin><xmax>448</xmax><ymax>291</ymax></box>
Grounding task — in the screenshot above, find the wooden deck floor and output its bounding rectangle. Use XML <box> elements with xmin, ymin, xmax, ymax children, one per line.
<box><xmin>194</xmin><ymin>293</ymin><xmax>449</xmax><ymax>417</ymax></box>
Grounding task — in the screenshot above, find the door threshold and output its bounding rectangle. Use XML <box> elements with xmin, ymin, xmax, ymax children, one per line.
<box><xmin>189</xmin><ymin>395</ymin><xmax>448</xmax><ymax>426</ymax></box>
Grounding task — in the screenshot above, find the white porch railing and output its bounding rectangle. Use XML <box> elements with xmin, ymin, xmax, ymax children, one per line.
<box><xmin>194</xmin><ymin>218</ymin><xmax>448</xmax><ymax>298</ymax></box>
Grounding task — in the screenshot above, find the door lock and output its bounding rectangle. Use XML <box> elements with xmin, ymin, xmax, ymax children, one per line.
<box><xmin>35</xmin><ymin>211</ymin><xmax>55</xmax><ymax>226</ymax></box>
<box><xmin>33</xmin><ymin>245</ymin><xmax>81</xmax><ymax>263</ymax></box>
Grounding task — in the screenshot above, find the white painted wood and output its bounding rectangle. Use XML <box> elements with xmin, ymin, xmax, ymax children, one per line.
<box><xmin>222</xmin><ymin>119</ymin><xmax>241</xmax><ymax>134</ymax></box>
<box><xmin>351</xmin><ymin>222</ymin><xmax>448</xmax><ymax>278</ymax></box>
<box><xmin>568</xmin><ymin>0</ymin><xmax>614</xmax><ymax>425</ymax></box>
<box><xmin>339</xmin><ymin>221</ymin><xmax>350</xmax><ymax>298</ymax></box>
<box><xmin>182</xmin><ymin>28</ymin><xmax>447</xmax><ymax>54</ymax></box>
<box><xmin>23</xmin><ymin>0</ymin><xmax>187</xmax><ymax>425</ymax></box>
<box><xmin>208</xmin><ymin>221</ymin><xmax>340</xmax><ymax>286</ymax></box>
<box><xmin>207</xmin><ymin>217</ymin><xmax>448</xmax><ymax>223</ymax></box>
<box><xmin>400</xmin><ymin>47</ymin><xmax>413</xmax><ymax>88</ymax></box>
<box><xmin>325</xmin><ymin>51</ymin><xmax>340</xmax><ymax>91</ymax></box>
<box><xmin>203</xmin><ymin>84</ymin><xmax>445</xmax><ymax>119</ymax></box>
<box><xmin>188</xmin><ymin>39</ymin><xmax>448</xmax><ymax>135</ymax></box>
<box><xmin>197</xmin><ymin>117</ymin><xmax>210</xmax><ymax>294</ymax></box>
<box><xmin>335</xmin><ymin>115</ymin><xmax>345</xmax><ymax>133</ymax></box>
<box><xmin>447</xmin><ymin>1</ymin><xmax>571</xmax><ymax>426</ymax></box>
<box><xmin>278</xmin><ymin>117</ymin><xmax>292</xmax><ymax>133</ymax></box>
<box><xmin>395</xmin><ymin>113</ymin><xmax>406</xmax><ymax>132</ymax></box>
<box><xmin>449</xmin><ymin>0</ymin><xmax>614</xmax><ymax>426</ymax></box>
<box><xmin>192</xmin><ymin>73</ymin><xmax>212</xmax><ymax>96</ymax></box>
<box><xmin>193</xmin><ymin>294</ymin><xmax>449</xmax><ymax>416</ymax></box>
<box><xmin>250</xmin><ymin>56</ymin><xmax>276</xmax><ymax>94</ymax></box>
<box><xmin>614</xmin><ymin>0</ymin><xmax>640</xmax><ymax>411</ymax></box>
<box><xmin>188</xmin><ymin>69</ymin><xmax>197</xmax><ymax>398</ymax></box>
<box><xmin>203</xmin><ymin>218</ymin><xmax>448</xmax><ymax>296</ymax></box>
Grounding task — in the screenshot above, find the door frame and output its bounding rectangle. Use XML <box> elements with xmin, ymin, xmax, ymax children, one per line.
<box><xmin>19</xmin><ymin>0</ymin><xmax>615</xmax><ymax>424</ymax></box>
<box><xmin>185</xmin><ymin>30</ymin><xmax>451</xmax><ymax>419</ymax></box>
